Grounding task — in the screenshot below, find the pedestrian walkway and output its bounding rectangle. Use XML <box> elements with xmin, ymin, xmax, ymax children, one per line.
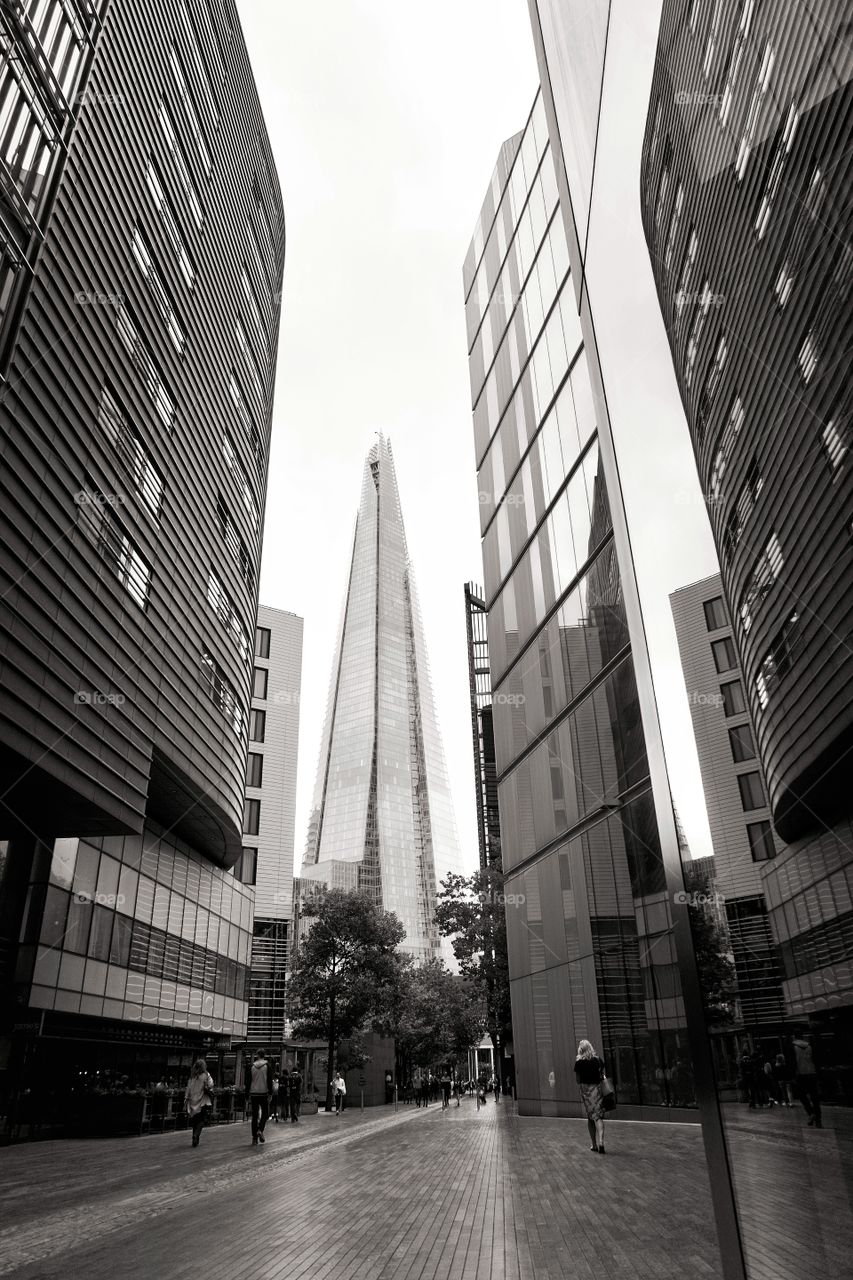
<box><xmin>0</xmin><ymin>1098</ymin><xmax>724</xmax><ymax>1279</ymax></box>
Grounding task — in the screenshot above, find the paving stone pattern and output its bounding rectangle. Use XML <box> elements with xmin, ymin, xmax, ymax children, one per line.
<box><xmin>0</xmin><ymin>1100</ymin><xmax>726</xmax><ymax>1279</ymax></box>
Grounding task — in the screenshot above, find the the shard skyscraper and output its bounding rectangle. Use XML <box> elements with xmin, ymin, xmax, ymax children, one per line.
<box><xmin>304</xmin><ymin>436</ymin><xmax>462</xmax><ymax>962</ymax></box>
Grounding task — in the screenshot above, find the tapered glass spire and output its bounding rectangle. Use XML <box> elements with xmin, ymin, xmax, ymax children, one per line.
<box><xmin>305</xmin><ymin>436</ymin><xmax>461</xmax><ymax>962</ymax></box>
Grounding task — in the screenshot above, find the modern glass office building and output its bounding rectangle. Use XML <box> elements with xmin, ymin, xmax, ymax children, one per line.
<box><xmin>463</xmin><ymin>93</ymin><xmax>706</xmax><ymax>1121</ymax></box>
<box><xmin>0</xmin><ymin>0</ymin><xmax>284</xmax><ymax>1117</ymax></box>
<box><xmin>304</xmin><ymin>437</ymin><xmax>462</xmax><ymax>963</ymax></box>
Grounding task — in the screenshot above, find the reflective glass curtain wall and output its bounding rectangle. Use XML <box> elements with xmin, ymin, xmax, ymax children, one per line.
<box><xmin>464</xmin><ymin>95</ymin><xmax>696</xmax><ymax>1118</ymax></box>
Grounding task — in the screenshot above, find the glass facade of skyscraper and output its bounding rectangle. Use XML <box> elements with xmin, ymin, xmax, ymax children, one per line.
<box><xmin>305</xmin><ymin>437</ymin><xmax>461</xmax><ymax>963</ymax></box>
<box><xmin>464</xmin><ymin>95</ymin><xmax>697</xmax><ymax>1117</ymax></box>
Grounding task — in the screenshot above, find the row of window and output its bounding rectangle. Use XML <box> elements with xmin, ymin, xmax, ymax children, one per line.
<box><xmin>238</xmin><ymin>623</ymin><xmax>271</xmax><ymax>882</ymax></box>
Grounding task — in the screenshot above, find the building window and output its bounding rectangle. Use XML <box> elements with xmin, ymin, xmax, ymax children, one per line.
<box><xmin>249</xmin><ymin>708</ymin><xmax>266</xmax><ymax>742</ymax></box>
<box><xmin>229</xmin><ymin>372</ymin><xmax>264</xmax><ymax>470</ymax></box>
<box><xmin>685</xmin><ymin>282</ymin><xmax>713</xmax><ymax>388</ymax></box>
<box><xmin>253</xmin><ymin>667</ymin><xmax>268</xmax><ymax>699</ymax></box>
<box><xmin>255</xmin><ymin>627</ymin><xmax>271</xmax><ymax>658</ymax></box>
<box><xmin>746</xmin><ymin>821</ymin><xmax>776</xmax><ymax>862</ymax></box>
<box><xmin>736</xmin><ymin>42</ymin><xmax>775</xmax><ymax>181</ymax></box>
<box><xmin>702</xmin><ymin>0</ymin><xmax>722</xmax><ymax>78</ymax></box>
<box><xmin>738</xmin><ymin>771</ymin><xmax>765</xmax><ymax>811</ymax></box>
<box><xmin>201</xmin><ymin>650</ymin><xmax>245</xmax><ymax>738</ymax></box>
<box><xmin>234</xmin><ymin>846</ymin><xmax>257</xmax><ymax>885</ymax></box>
<box><xmin>723</xmin><ymin>505</ymin><xmax>743</xmax><ymax>563</ymax></box>
<box><xmin>131</xmin><ymin>227</ymin><xmax>185</xmax><ymax>354</ymax></box>
<box><xmin>215</xmin><ymin>495</ymin><xmax>255</xmax><ymax>593</ymax></box>
<box><xmin>739</xmin><ymin>533</ymin><xmax>783</xmax><ymax>634</ymax></box>
<box><xmin>654</xmin><ymin>140</ymin><xmax>673</xmax><ymax>231</ymax></box>
<box><xmin>178</xmin><ymin>0</ymin><xmax>220</xmax><ymax>124</ymax></box>
<box><xmin>709</xmin><ymin>395</ymin><xmax>745</xmax><ymax>501</ymax></box>
<box><xmin>674</xmin><ymin>229</ymin><xmax>698</xmax><ymax>334</ymax></box>
<box><xmin>241</xmin><ymin>265</ymin><xmax>270</xmax><ymax>359</ymax></box>
<box><xmin>704</xmin><ymin>596</ymin><xmax>727</xmax><ymax>631</ymax></box>
<box><xmin>169</xmin><ymin>46</ymin><xmax>211</xmax><ymax>175</ymax></box>
<box><xmin>822</xmin><ymin>418</ymin><xmax>850</xmax><ymax>474</ymax></box>
<box><xmin>78</xmin><ymin>489</ymin><xmax>151</xmax><ymax>609</ymax></box>
<box><xmin>158</xmin><ymin>100</ymin><xmax>203</xmax><ymax>228</ymax></box>
<box><xmin>207</xmin><ymin>568</ymin><xmax>250</xmax><ymax>661</ymax></box>
<box><xmin>719</xmin><ymin>0</ymin><xmax>755</xmax><ymax>124</ymax></box>
<box><xmin>712</xmin><ymin>637</ymin><xmax>738</xmax><ymax>673</ymax></box>
<box><xmin>97</xmin><ymin>386</ymin><xmax>164</xmax><ymax>518</ymax></box>
<box><xmin>696</xmin><ymin>333</ymin><xmax>728</xmax><ymax>441</ymax></box>
<box><xmin>798</xmin><ymin>329</ymin><xmax>819</xmax><ymax>383</ymax></box>
<box><xmin>663</xmin><ymin>183</ymin><xmax>685</xmax><ymax>272</ymax></box>
<box><xmin>729</xmin><ymin>724</ymin><xmax>756</xmax><ymax>763</ymax></box>
<box><xmin>145</xmin><ymin>160</ymin><xmax>195</xmax><ymax>287</ymax></box>
<box><xmin>243</xmin><ymin>798</ymin><xmax>260</xmax><ymax>835</ymax></box>
<box><xmin>247</xmin><ymin>752</ymin><xmax>264</xmax><ymax>788</ymax></box>
<box><xmin>755</xmin><ymin>102</ymin><xmax>799</xmax><ymax>238</ymax></box>
<box><xmin>236</xmin><ymin>317</ymin><xmax>266</xmax><ymax>406</ymax></box>
<box><xmin>222</xmin><ymin>433</ymin><xmax>260</xmax><ymax>533</ymax></box>
<box><xmin>775</xmin><ymin>260</ymin><xmax>794</xmax><ymax>308</ymax></box>
<box><xmin>116</xmin><ymin>304</ymin><xmax>175</xmax><ymax>430</ymax></box>
<box><xmin>756</xmin><ymin>611</ymin><xmax>800</xmax><ymax>708</ymax></box>
<box><xmin>720</xmin><ymin>679</ymin><xmax>746</xmax><ymax>717</ymax></box>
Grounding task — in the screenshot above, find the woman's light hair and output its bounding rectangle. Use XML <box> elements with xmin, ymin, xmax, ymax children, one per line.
<box><xmin>577</xmin><ymin>1039</ymin><xmax>596</xmax><ymax>1059</ymax></box>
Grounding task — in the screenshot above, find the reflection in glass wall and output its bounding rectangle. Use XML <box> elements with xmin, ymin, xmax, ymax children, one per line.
<box><xmin>465</xmin><ymin>94</ymin><xmax>696</xmax><ymax>1118</ymax></box>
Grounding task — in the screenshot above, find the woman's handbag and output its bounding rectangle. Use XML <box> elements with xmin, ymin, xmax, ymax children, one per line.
<box><xmin>600</xmin><ymin>1073</ymin><xmax>617</xmax><ymax>1111</ymax></box>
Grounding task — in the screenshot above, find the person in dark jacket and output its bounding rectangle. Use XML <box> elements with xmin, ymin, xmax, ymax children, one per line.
<box><xmin>288</xmin><ymin>1067</ymin><xmax>303</xmax><ymax>1122</ymax></box>
<box><xmin>249</xmin><ymin>1049</ymin><xmax>273</xmax><ymax>1145</ymax></box>
<box><xmin>574</xmin><ymin>1039</ymin><xmax>608</xmax><ymax>1154</ymax></box>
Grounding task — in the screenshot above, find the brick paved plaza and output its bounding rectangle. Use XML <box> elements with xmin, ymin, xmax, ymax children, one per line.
<box><xmin>0</xmin><ymin>1098</ymin><xmax>727</xmax><ymax>1280</ymax></box>
<box><xmin>3</xmin><ymin>1096</ymin><xmax>852</xmax><ymax>1279</ymax></box>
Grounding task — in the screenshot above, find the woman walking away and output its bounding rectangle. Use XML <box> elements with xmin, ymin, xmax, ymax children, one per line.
<box><xmin>185</xmin><ymin>1059</ymin><xmax>214</xmax><ymax>1147</ymax></box>
<box><xmin>574</xmin><ymin>1040</ymin><xmax>608</xmax><ymax>1154</ymax></box>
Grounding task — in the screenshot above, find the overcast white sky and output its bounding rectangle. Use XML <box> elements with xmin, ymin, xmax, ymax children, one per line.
<box><xmin>237</xmin><ymin>0</ymin><xmax>720</xmax><ymax>873</ymax></box>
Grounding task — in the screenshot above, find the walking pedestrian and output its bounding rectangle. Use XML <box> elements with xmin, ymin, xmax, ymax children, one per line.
<box><xmin>792</xmin><ymin>1033</ymin><xmax>823</xmax><ymax>1128</ymax></box>
<box><xmin>333</xmin><ymin>1071</ymin><xmax>346</xmax><ymax>1114</ymax></box>
<box><xmin>288</xmin><ymin>1066</ymin><xmax>303</xmax><ymax>1122</ymax></box>
<box><xmin>774</xmin><ymin>1052</ymin><xmax>794</xmax><ymax>1106</ymax></box>
<box><xmin>271</xmin><ymin>1073</ymin><xmax>280</xmax><ymax>1121</ymax></box>
<box><xmin>184</xmin><ymin>1058</ymin><xmax>214</xmax><ymax>1147</ymax></box>
<box><xmin>249</xmin><ymin>1048</ymin><xmax>273</xmax><ymax>1145</ymax></box>
<box><xmin>493</xmin><ymin>1074</ymin><xmax>501</xmax><ymax>1102</ymax></box>
<box><xmin>574</xmin><ymin>1039</ymin><xmax>608</xmax><ymax>1155</ymax></box>
<box><xmin>440</xmin><ymin>1068</ymin><xmax>451</xmax><ymax>1109</ymax></box>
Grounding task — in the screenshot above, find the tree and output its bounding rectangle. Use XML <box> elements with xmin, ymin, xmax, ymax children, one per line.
<box><xmin>377</xmin><ymin>958</ymin><xmax>486</xmax><ymax>1081</ymax></box>
<box><xmin>687</xmin><ymin>903</ymin><xmax>739</xmax><ymax>1025</ymax></box>
<box><xmin>288</xmin><ymin>888</ymin><xmax>405</xmax><ymax>1110</ymax></box>
<box><xmin>435</xmin><ymin>859</ymin><xmax>513</xmax><ymax>1086</ymax></box>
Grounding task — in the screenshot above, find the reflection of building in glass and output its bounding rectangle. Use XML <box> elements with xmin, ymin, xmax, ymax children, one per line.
<box><xmin>464</xmin><ymin>94</ymin><xmax>699</xmax><ymax>1118</ymax></box>
<box><xmin>0</xmin><ymin>1</ymin><xmax>283</xmax><ymax>1114</ymax></box>
<box><xmin>304</xmin><ymin>437</ymin><xmax>462</xmax><ymax>962</ymax></box>
<box><xmin>239</xmin><ymin>607</ymin><xmax>303</xmax><ymax>1046</ymax></box>
<box><xmin>673</xmin><ymin>574</ymin><xmax>852</xmax><ymax>1101</ymax></box>
<box><xmin>641</xmin><ymin>0</ymin><xmax>852</xmax><ymax>847</ymax></box>
<box><xmin>464</xmin><ymin>584</ymin><xmax>501</xmax><ymax>871</ymax></box>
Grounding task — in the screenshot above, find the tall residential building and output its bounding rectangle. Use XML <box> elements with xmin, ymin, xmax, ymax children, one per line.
<box><xmin>239</xmin><ymin>606</ymin><xmax>303</xmax><ymax>1046</ymax></box>
<box><xmin>640</xmin><ymin>0</ymin><xmax>852</xmax><ymax>845</ymax></box>
<box><xmin>303</xmin><ymin>436</ymin><xmax>462</xmax><ymax>963</ymax></box>
<box><xmin>463</xmin><ymin>583</ymin><xmax>501</xmax><ymax>871</ymax></box>
<box><xmin>464</xmin><ymin>93</ymin><xmax>707</xmax><ymax>1123</ymax></box>
<box><xmin>0</xmin><ymin>0</ymin><xmax>284</xmax><ymax>1109</ymax></box>
<box><xmin>672</xmin><ymin>576</ymin><xmax>785</xmax><ymax>1033</ymax></box>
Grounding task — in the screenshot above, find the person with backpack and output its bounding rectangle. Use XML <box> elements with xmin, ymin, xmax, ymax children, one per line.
<box><xmin>249</xmin><ymin>1049</ymin><xmax>273</xmax><ymax>1145</ymax></box>
<box><xmin>184</xmin><ymin>1058</ymin><xmax>215</xmax><ymax>1147</ymax></box>
<box><xmin>440</xmin><ymin>1068</ymin><xmax>452</xmax><ymax>1109</ymax></box>
<box><xmin>574</xmin><ymin>1039</ymin><xmax>609</xmax><ymax>1154</ymax></box>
